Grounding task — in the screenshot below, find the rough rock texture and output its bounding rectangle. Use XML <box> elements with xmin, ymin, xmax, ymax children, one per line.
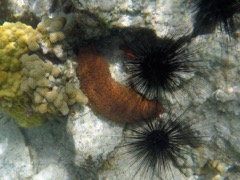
<box><xmin>0</xmin><ymin>114</ymin><xmax>33</xmax><ymax>179</ymax></box>
<box><xmin>0</xmin><ymin>0</ymin><xmax>239</xmax><ymax>179</ymax></box>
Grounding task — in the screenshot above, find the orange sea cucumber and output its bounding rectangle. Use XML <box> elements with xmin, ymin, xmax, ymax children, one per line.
<box><xmin>77</xmin><ymin>47</ymin><xmax>163</xmax><ymax>123</ymax></box>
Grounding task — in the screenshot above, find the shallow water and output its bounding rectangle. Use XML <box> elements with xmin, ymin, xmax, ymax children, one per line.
<box><xmin>0</xmin><ymin>0</ymin><xmax>240</xmax><ymax>179</ymax></box>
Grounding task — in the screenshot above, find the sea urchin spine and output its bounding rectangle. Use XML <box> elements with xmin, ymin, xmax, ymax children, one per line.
<box><xmin>121</xmin><ymin>33</ymin><xmax>197</xmax><ymax>101</ymax></box>
<box><xmin>191</xmin><ymin>0</ymin><xmax>240</xmax><ymax>37</ymax></box>
<box><xmin>122</xmin><ymin>111</ymin><xmax>202</xmax><ymax>179</ymax></box>
<box><xmin>77</xmin><ymin>47</ymin><xmax>163</xmax><ymax>123</ymax></box>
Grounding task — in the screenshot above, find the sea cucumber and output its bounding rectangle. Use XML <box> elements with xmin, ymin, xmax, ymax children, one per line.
<box><xmin>77</xmin><ymin>47</ymin><xmax>163</xmax><ymax>123</ymax></box>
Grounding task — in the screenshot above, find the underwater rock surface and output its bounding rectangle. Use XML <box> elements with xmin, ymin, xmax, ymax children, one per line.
<box><xmin>0</xmin><ymin>0</ymin><xmax>239</xmax><ymax>179</ymax></box>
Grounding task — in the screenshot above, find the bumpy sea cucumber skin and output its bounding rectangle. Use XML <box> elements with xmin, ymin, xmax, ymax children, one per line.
<box><xmin>77</xmin><ymin>48</ymin><xmax>163</xmax><ymax>123</ymax></box>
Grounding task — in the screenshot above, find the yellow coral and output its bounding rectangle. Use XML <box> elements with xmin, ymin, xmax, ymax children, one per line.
<box><xmin>0</xmin><ymin>22</ymin><xmax>41</xmax><ymax>71</ymax></box>
<box><xmin>45</xmin><ymin>90</ymin><xmax>58</xmax><ymax>102</ymax></box>
<box><xmin>44</xmin><ymin>61</ymin><xmax>53</xmax><ymax>73</ymax></box>
<box><xmin>0</xmin><ymin>19</ymin><xmax>88</xmax><ymax>127</ymax></box>
<box><xmin>49</xmin><ymin>32</ymin><xmax>65</xmax><ymax>43</ymax></box>
<box><xmin>37</xmin><ymin>103</ymin><xmax>48</xmax><ymax>114</ymax></box>
<box><xmin>33</xmin><ymin>92</ymin><xmax>43</xmax><ymax>104</ymax></box>
<box><xmin>76</xmin><ymin>89</ymin><xmax>88</xmax><ymax>104</ymax></box>
<box><xmin>0</xmin><ymin>95</ymin><xmax>50</xmax><ymax>127</ymax></box>
<box><xmin>37</xmin><ymin>15</ymin><xmax>66</xmax><ymax>33</ymax></box>
<box><xmin>51</xmin><ymin>66</ymin><xmax>61</xmax><ymax>77</ymax></box>
<box><xmin>0</xmin><ymin>21</ymin><xmax>42</xmax><ymax>106</ymax></box>
<box><xmin>0</xmin><ymin>71</ymin><xmax>22</xmax><ymax>98</ymax></box>
<box><xmin>19</xmin><ymin>54</ymin><xmax>87</xmax><ymax>117</ymax></box>
<box><xmin>0</xmin><ymin>22</ymin><xmax>47</xmax><ymax>127</ymax></box>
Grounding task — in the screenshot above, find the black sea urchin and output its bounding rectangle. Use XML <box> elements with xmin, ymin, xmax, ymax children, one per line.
<box><xmin>122</xmin><ymin>111</ymin><xmax>202</xmax><ymax>179</ymax></box>
<box><xmin>121</xmin><ymin>33</ymin><xmax>198</xmax><ymax>101</ymax></box>
<box><xmin>191</xmin><ymin>0</ymin><xmax>240</xmax><ymax>37</ymax></box>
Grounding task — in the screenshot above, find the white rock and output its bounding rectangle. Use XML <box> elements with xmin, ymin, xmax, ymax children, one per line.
<box><xmin>32</xmin><ymin>164</ymin><xmax>66</xmax><ymax>180</ymax></box>
<box><xmin>0</xmin><ymin>115</ymin><xmax>34</xmax><ymax>179</ymax></box>
<box><xmin>67</xmin><ymin>107</ymin><xmax>124</xmax><ymax>167</ymax></box>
